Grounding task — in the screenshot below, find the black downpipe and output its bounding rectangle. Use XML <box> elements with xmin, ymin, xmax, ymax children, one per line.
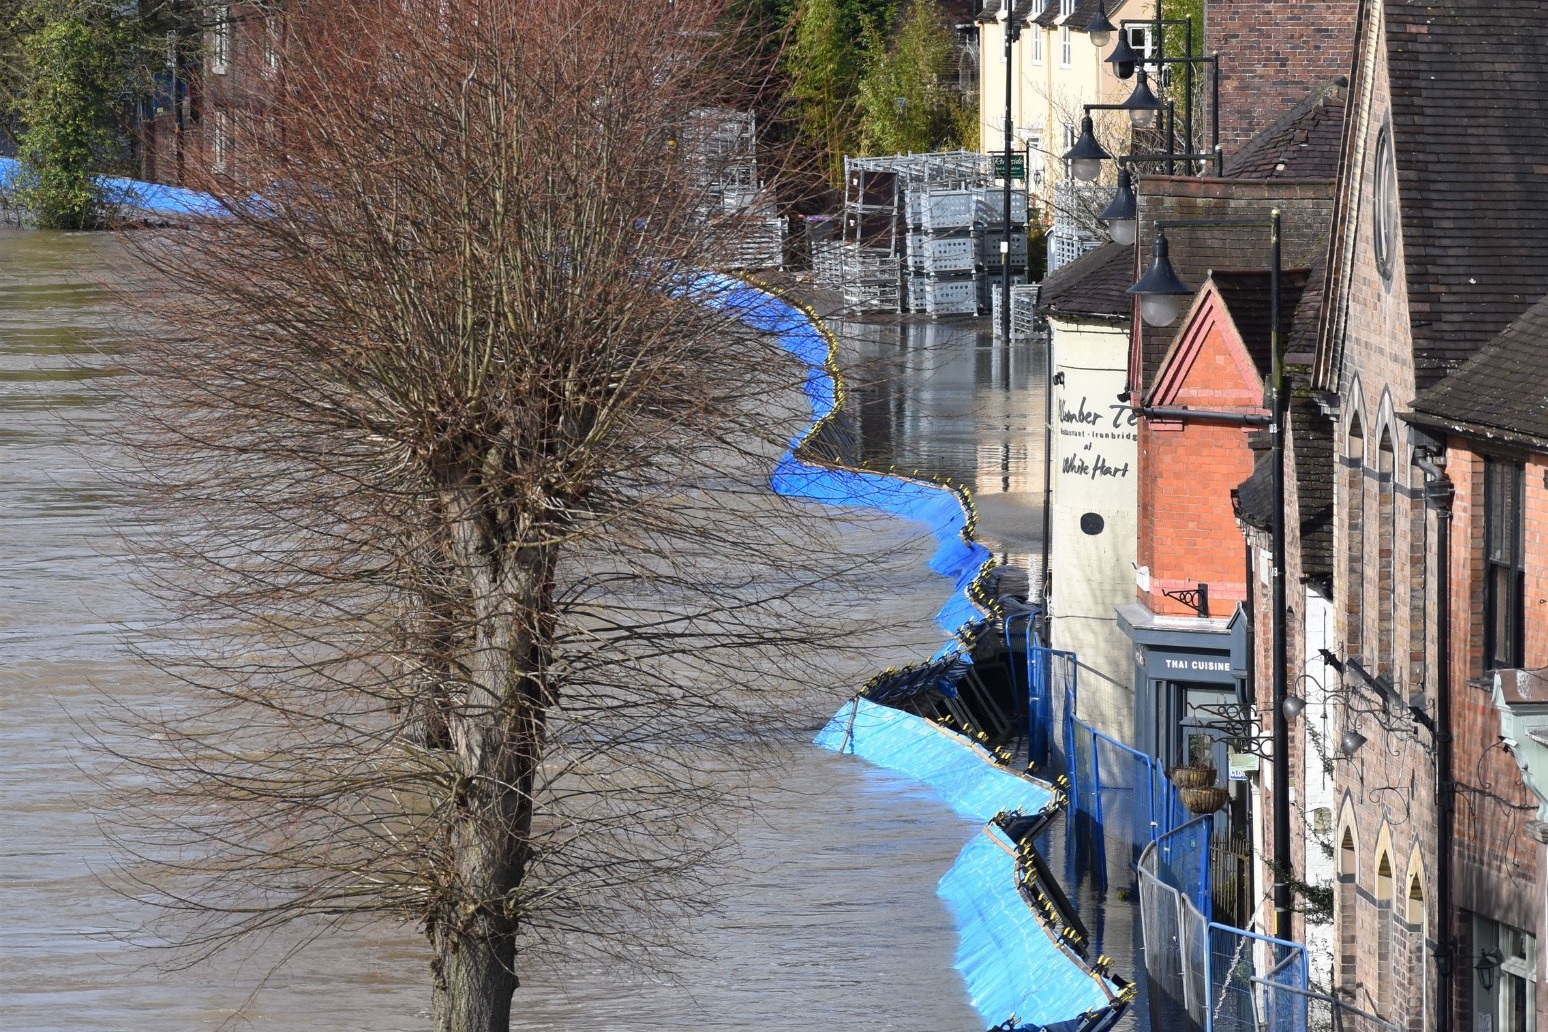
<box><xmin>1417</xmin><ymin>452</ymin><xmax>1454</xmax><ymax>1032</ymax></box>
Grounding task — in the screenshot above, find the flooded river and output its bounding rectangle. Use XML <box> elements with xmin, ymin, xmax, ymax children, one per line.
<box><xmin>0</xmin><ymin>231</ymin><xmax>1137</xmax><ymax>1030</ymax></box>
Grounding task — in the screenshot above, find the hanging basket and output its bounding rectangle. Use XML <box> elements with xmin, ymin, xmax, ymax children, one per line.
<box><xmin>1180</xmin><ymin>786</ymin><xmax>1231</xmax><ymax>814</ymax></box>
<box><xmin>1167</xmin><ymin>764</ymin><xmax>1218</xmax><ymax>789</ymax></box>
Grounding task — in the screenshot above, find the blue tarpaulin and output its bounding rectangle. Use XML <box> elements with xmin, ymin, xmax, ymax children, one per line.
<box><xmin>708</xmin><ymin>276</ymin><xmax>1125</xmax><ymax>1032</ymax></box>
<box><xmin>939</xmin><ymin>826</ymin><xmax>1122</xmax><ymax>1032</ymax></box>
<box><xmin>0</xmin><ymin>157</ymin><xmax>229</xmax><ymax>218</ymax></box>
<box><xmin>813</xmin><ymin>697</ymin><xmax>1056</xmax><ymax>824</ymax></box>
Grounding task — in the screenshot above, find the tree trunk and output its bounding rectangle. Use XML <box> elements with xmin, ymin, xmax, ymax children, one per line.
<box><xmin>429</xmin><ymin>882</ymin><xmax>519</xmax><ymax>1032</ymax></box>
<box><xmin>430</xmin><ymin>482</ymin><xmax>551</xmax><ymax>1032</ymax></box>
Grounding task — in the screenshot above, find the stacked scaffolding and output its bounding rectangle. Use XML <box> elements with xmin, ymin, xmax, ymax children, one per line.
<box><xmin>825</xmin><ymin>151</ymin><xmax>1030</xmax><ymax>317</ymax></box>
<box><xmin>682</xmin><ymin>107</ymin><xmax>784</xmax><ymax>270</ymax></box>
<box><xmin>990</xmin><ymin>282</ymin><xmax>1042</xmax><ymax>340</ymax></box>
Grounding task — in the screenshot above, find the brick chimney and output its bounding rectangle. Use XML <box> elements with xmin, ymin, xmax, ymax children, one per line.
<box><xmin>1206</xmin><ymin>0</ymin><xmax>1359</xmax><ymax>155</ymax></box>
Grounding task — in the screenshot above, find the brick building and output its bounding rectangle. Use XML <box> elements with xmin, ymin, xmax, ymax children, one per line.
<box><xmin>1406</xmin><ymin>297</ymin><xmax>1548</xmax><ymax>1032</ymax></box>
<box><xmin>1309</xmin><ymin>1</ymin><xmax>1548</xmax><ymax>1029</ymax></box>
<box><xmin>1204</xmin><ymin>0</ymin><xmax>1358</xmax><ymax>155</ymax></box>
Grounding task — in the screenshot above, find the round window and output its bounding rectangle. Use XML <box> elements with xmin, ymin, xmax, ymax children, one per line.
<box><xmin>1373</xmin><ymin>120</ymin><xmax>1398</xmax><ymax>283</ymax></box>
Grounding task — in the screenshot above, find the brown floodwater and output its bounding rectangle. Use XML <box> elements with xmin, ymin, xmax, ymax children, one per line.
<box><xmin>0</xmin><ymin>229</ymin><xmax>999</xmax><ymax>1030</ymax></box>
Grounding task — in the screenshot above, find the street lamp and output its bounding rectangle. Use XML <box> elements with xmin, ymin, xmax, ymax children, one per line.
<box><xmin>1120</xmin><ymin>68</ymin><xmax>1164</xmax><ymax>129</ymax></box>
<box><xmin>1063</xmin><ymin>114</ymin><xmax>1112</xmax><ymax>182</ymax></box>
<box><xmin>1281</xmin><ymin>694</ymin><xmax>1307</xmax><ymax>720</ymax></box>
<box><xmin>1098</xmin><ymin>167</ymin><xmax>1137</xmax><ymax>244</ymax></box>
<box><xmin>1126</xmin><ymin>230</ymin><xmax>1192</xmax><ymax>326</ymax></box>
<box><xmin>1339</xmin><ymin>730</ymin><xmax>1368</xmax><ymax>756</ymax></box>
<box><xmin>998</xmin><ymin>0</ymin><xmax>1023</xmax><ymax>347</ymax></box>
<box><xmin>1104</xmin><ymin>29</ymin><xmax>1139</xmax><ymax>79</ymax></box>
<box><xmin>1085</xmin><ymin>0</ymin><xmax>1116</xmax><ymax>49</ymax></box>
<box><xmin>1476</xmin><ymin>948</ymin><xmax>1504</xmax><ymax>992</ymax></box>
<box><xmin>1130</xmin><ymin>212</ymin><xmax>1293</xmax><ymax>944</ymax></box>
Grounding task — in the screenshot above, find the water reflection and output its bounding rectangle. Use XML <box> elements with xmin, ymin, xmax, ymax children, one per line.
<box><xmin>839</xmin><ymin>318</ymin><xmax>1047</xmax><ymax>590</ymax></box>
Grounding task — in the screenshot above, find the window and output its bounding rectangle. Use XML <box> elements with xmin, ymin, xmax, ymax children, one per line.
<box><xmin>1375</xmin><ymin>853</ymin><xmax>1394</xmax><ymax>1018</ymax></box>
<box><xmin>1485</xmin><ymin>457</ymin><xmax>1525</xmax><ymax>670</ymax></box>
<box><xmin>1377</xmin><ymin>430</ymin><xmax>1395</xmax><ymax>677</ymax></box>
<box><xmin>210</xmin><ymin>4</ymin><xmax>231</xmax><ymax>75</ymax></box>
<box><xmin>1338</xmin><ymin>830</ymin><xmax>1358</xmax><ymax>992</ymax></box>
<box><xmin>1345</xmin><ymin>415</ymin><xmax>1365</xmax><ymax>657</ymax></box>
<box><xmin>1374</xmin><ymin>120</ymin><xmax>1399</xmax><ymax>283</ymax></box>
<box><xmin>1476</xmin><ymin>916</ymin><xmax>1537</xmax><ymax>1032</ymax></box>
<box><xmin>213</xmin><ymin>109</ymin><xmax>230</xmax><ymax>173</ymax></box>
<box><xmin>1032</xmin><ymin>24</ymin><xmax>1043</xmax><ymax>64</ymax></box>
<box><xmin>1406</xmin><ymin>875</ymin><xmax>1428</xmax><ymax>1032</ymax></box>
<box><xmin>262</xmin><ymin>15</ymin><xmax>280</xmax><ymax>75</ymax></box>
<box><xmin>1060</xmin><ymin>24</ymin><xmax>1072</xmax><ymax>66</ymax></box>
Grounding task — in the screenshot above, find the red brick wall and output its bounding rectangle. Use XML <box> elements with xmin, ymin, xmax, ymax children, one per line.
<box><xmin>1135</xmin><ymin>290</ymin><xmax>1263</xmax><ymax>615</ymax></box>
<box><xmin>1206</xmin><ymin>0</ymin><xmax>1360</xmax><ymax>155</ymax></box>
<box><xmin>1445</xmin><ymin>443</ymin><xmax>1542</xmax><ymax>944</ymax></box>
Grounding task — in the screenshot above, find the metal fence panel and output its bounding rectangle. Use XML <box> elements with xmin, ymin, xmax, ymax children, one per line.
<box><xmin>1154</xmin><ymin>815</ymin><xmax>1213</xmax><ymax>922</ymax></box>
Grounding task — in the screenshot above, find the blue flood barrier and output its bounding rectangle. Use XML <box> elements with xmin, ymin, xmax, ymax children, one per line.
<box><xmin>0</xmin><ymin>157</ymin><xmax>230</xmax><ymax>218</ymax></box>
<box><xmin>705</xmin><ymin>276</ymin><xmax>1125</xmax><ymax>1032</ymax></box>
<box><xmin>938</xmin><ymin>826</ymin><xmax>1123</xmax><ymax>1032</ymax></box>
<box><xmin>814</xmin><ymin>697</ymin><xmax>1055</xmax><ymax>824</ymax></box>
<box><xmin>693</xmin><ymin>272</ymin><xmax>994</xmax><ymax>651</ymax></box>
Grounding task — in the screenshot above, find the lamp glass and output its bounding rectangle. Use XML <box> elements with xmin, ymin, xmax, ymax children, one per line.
<box><xmin>1071</xmin><ymin>156</ymin><xmax>1103</xmax><ymax>181</ymax></box>
<box><xmin>1139</xmin><ymin>294</ymin><xmax>1181</xmax><ymax>327</ymax></box>
<box><xmin>1128</xmin><ymin>106</ymin><xmax>1157</xmax><ymax>130</ymax></box>
<box><xmin>1089</xmin><ymin>27</ymin><xmax>1111</xmax><ymax>47</ymax></box>
<box><xmin>1108</xmin><ymin>218</ymin><xmax>1136</xmax><ymax>245</ymax></box>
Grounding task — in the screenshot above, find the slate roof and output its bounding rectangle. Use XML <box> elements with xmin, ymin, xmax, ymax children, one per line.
<box><xmin>1224</xmin><ymin>78</ymin><xmax>1347</xmax><ymax>182</ymax></box>
<box><xmin>977</xmin><ymin>0</ymin><xmax>1139</xmax><ymax>29</ymax></box>
<box><xmin>1385</xmin><ymin>0</ymin><xmax>1548</xmax><ymax>390</ymax></box>
<box><xmin>976</xmin><ymin>0</ymin><xmax>1037</xmax><ymax>25</ymax></box>
<box><xmin>1408</xmin><ymin>290</ymin><xmax>1548</xmax><ymax>451</ymax></box>
<box><xmin>1037</xmin><ymin>242</ymin><xmax>1132</xmax><ymax>319</ymax></box>
<box><xmin>1208</xmin><ymin>268</ymin><xmax>1312</xmax><ymax>380</ymax></box>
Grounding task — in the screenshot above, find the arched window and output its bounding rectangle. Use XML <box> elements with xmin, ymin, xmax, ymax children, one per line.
<box><xmin>1339</xmin><ymin>828</ymin><xmax>1358</xmax><ymax>990</ymax></box>
<box><xmin>1376</xmin><ymin>852</ymin><xmax>1394</xmax><ymax>1018</ymax></box>
<box><xmin>1377</xmin><ymin>429</ymin><xmax>1396</xmax><ymax>677</ymax></box>
<box><xmin>1407</xmin><ymin>873</ymin><xmax>1428</xmax><ymax>1032</ymax></box>
<box><xmin>1345</xmin><ymin>416</ymin><xmax>1365</xmax><ymax>657</ymax></box>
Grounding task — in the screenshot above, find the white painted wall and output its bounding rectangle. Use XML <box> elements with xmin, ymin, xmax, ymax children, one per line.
<box><xmin>1047</xmin><ymin>313</ymin><xmax>1137</xmax><ymax>744</ymax></box>
<box><xmin>1301</xmin><ymin>591</ymin><xmax>1338</xmax><ymax>982</ymax></box>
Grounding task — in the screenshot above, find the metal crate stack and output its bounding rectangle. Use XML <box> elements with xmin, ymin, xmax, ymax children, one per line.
<box><xmin>839</xmin><ymin>162</ymin><xmax>903</xmax><ymax>312</ymax></box>
<box><xmin>682</xmin><ymin>107</ymin><xmax>783</xmax><ymax>270</ymax></box>
<box><xmin>905</xmin><ymin>189</ymin><xmax>977</xmax><ymax>316</ymax></box>
<box><xmin>820</xmin><ymin>151</ymin><xmax>1030</xmax><ymax>317</ymax></box>
<box><xmin>991</xmin><ymin>283</ymin><xmax>1042</xmax><ymax>339</ymax></box>
<box><xmin>973</xmin><ymin>186</ymin><xmax>1031</xmax><ymax>315</ymax></box>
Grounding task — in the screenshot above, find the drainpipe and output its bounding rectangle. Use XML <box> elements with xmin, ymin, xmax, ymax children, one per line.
<box><xmin>1415</xmin><ymin>448</ymin><xmax>1454</xmax><ymax>1032</ymax></box>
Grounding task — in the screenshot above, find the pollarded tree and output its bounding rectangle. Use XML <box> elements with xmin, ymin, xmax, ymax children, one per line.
<box><xmin>108</xmin><ymin>2</ymin><xmax>860</xmax><ymax>1030</ymax></box>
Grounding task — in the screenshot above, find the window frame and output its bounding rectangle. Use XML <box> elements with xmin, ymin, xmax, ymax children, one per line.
<box><xmin>210</xmin><ymin>4</ymin><xmax>231</xmax><ymax>76</ymax></box>
<box><xmin>1484</xmin><ymin>456</ymin><xmax>1526</xmax><ymax>671</ymax></box>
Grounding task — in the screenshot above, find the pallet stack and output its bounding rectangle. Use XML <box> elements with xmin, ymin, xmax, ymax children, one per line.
<box><xmin>822</xmin><ymin>151</ymin><xmax>1030</xmax><ymax>318</ymax></box>
<box><xmin>990</xmin><ymin>283</ymin><xmax>1042</xmax><ymax>340</ymax></box>
<box><xmin>682</xmin><ymin>107</ymin><xmax>784</xmax><ymax>270</ymax></box>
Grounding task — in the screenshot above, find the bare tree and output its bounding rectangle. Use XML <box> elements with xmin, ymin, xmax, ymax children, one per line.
<box><xmin>103</xmin><ymin>2</ymin><xmax>870</xmax><ymax>1029</ymax></box>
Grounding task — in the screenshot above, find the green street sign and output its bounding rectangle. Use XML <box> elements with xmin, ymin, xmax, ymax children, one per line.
<box><xmin>993</xmin><ymin>154</ymin><xmax>1027</xmax><ymax>179</ymax></box>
